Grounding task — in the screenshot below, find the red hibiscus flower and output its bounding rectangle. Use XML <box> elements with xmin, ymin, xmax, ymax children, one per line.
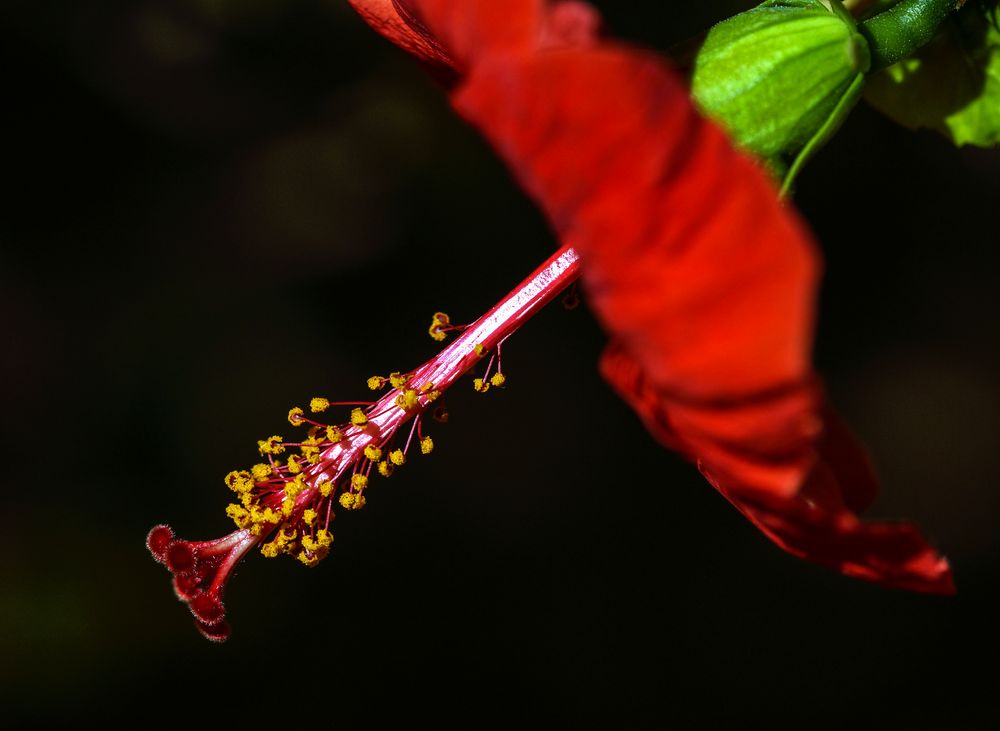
<box><xmin>348</xmin><ymin>0</ymin><xmax>954</xmax><ymax>593</ymax></box>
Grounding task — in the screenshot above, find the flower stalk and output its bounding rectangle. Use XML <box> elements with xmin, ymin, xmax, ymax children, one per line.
<box><xmin>149</xmin><ymin>244</ymin><xmax>581</xmax><ymax>640</ymax></box>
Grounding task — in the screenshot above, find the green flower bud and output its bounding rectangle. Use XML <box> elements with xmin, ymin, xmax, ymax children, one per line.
<box><xmin>691</xmin><ymin>0</ymin><xmax>871</xmax><ymax>192</ymax></box>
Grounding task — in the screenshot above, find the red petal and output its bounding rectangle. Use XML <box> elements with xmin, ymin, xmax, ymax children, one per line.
<box><xmin>604</xmin><ymin>345</ymin><xmax>953</xmax><ymax>593</ymax></box>
<box><xmin>346</xmin><ymin>0</ymin><xmax>456</xmax><ymax>80</ymax></box>
<box><xmin>412</xmin><ymin>0</ymin><xmax>542</xmax><ymax>67</ymax></box>
<box><xmin>360</xmin><ymin>0</ymin><xmax>954</xmax><ymax>591</ymax></box>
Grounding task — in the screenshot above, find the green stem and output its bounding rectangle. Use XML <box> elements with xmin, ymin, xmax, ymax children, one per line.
<box><xmin>859</xmin><ymin>0</ymin><xmax>961</xmax><ymax>69</ymax></box>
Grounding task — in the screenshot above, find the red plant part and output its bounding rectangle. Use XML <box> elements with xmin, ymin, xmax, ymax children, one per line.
<box><xmin>349</xmin><ymin>0</ymin><xmax>954</xmax><ymax>593</ymax></box>
<box><xmin>149</xmin><ymin>247</ymin><xmax>581</xmax><ymax>638</ymax></box>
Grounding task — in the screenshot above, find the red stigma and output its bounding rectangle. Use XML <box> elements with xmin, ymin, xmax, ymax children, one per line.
<box><xmin>146</xmin><ymin>525</ymin><xmax>175</xmax><ymax>564</ymax></box>
<box><xmin>147</xmin><ymin>525</ymin><xmax>259</xmax><ymax>639</ymax></box>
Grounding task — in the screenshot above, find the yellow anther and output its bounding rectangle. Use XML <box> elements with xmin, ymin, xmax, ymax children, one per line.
<box><xmin>364</xmin><ymin>445</ymin><xmax>382</xmax><ymax>461</ymax></box>
<box><xmin>339</xmin><ymin>492</ymin><xmax>356</xmax><ymax>509</ymax></box>
<box><xmin>257</xmin><ymin>435</ymin><xmax>285</xmax><ymax>456</ymax></box>
<box><xmin>225</xmin><ymin>470</ymin><xmax>255</xmax><ymax>494</ymax></box>
<box><xmin>303</xmin><ymin>508</ymin><xmax>317</xmax><ymax>526</ymax></box>
<box><xmin>287</xmin><ymin>456</ymin><xmax>302</xmax><ymax>475</ymax></box>
<box><xmin>351</xmin><ymin>474</ymin><xmax>369</xmax><ymax>491</ymax></box>
<box><xmin>354</xmin><ymin>494</ymin><xmax>366</xmax><ymax>509</ymax></box>
<box><xmin>301</xmin><ymin>535</ymin><xmax>319</xmax><ymax>552</ymax></box>
<box><xmin>316</xmin><ymin>529</ymin><xmax>334</xmax><ymax>548</ymax></box>
<box><xmin>297</xmin><ymin>550</ymin><xmax>320</xmax><ymax>567</ymax></box>
<box><xmin>428</xmin><ymin>312</ymin><xmax>450</xmax><ymax>341</ymax></box>
<box><xmin>420</xmin><ymin>381</ymin><xmax>435</xmax><ymax>393</ymax></box>
<box><xmin>259</xmin><ymin>507</ymin><xmax>281</xmax><ymax>524</ymax></box>
<box><xmin>300</xmin><ymin>435</ymin><xmax>322</xmax><ymax>463</ymax></box>
<box><xmin>307</xmin><ymin>425</ymin><xmax>321</xmax><ymax>439</ymax></box>
<box><xmin>288</xmin><ymin>407</ymin><xmax>305</xmax><ymax>426</ymax></box>
<box><xmin>226</xmin><ymin>503</ymin><xmax>250</xmax><ymax>529</ymax></box>
<box><xmin>425</xmin><ymin>390</ymin><xmax>441</xmax><ymax>402</ymax></box>
<box><xmin>368</xmin><ymin>376</ymin><xmax>386</xmax><ymax>390</ymax></box>
<box><xmin>378</xmin><ymin>460</ymin><xmax>393</xmax><ymax>477</ymax></box>
<box><xmin>260</xmin><ymin>542</ymin><xmax>280</xmax><ymax>559</ymax></box>
<box><xmin>310</xmin><ymin>397</ymin><xmax>330</xmax><ymax>413</ymax></box>
<box><xmin>326</xmin><ymin>426</ymin><xmax>343</xmax><ymax>443</ymax></box>
<box><xmin>277</xmin><ymin>527</ymin><xmax>297</xmax><ymax>546</ymax></box>
<box><xmin>473</xmin><ymin>378</ymin><xmax>490</xmax><ymax>393</ymax></box>
<box><xmin>285</xmin><ymin>474</ymin><xmax>306</xmax><ymax>499</ymax></box>
<box><xmin>420</xmin><ymin>436</ymin><xmax>434</xmax><ymax>455</ymax></box>
<box><xmin>389</xmin><ymin>372</ymin><xmax>409</xmax><ymax>389</ymax></box>
<box><xmin>389</xmin><ymin>449</ymin><xmax>406</xmax><ymax>466</ymax></box>
<box><xmin>395</xmin><ymin>389</ymin><xmax>420</xmax><ymax>411</ymax></box>
<box><xmin>282</xmin><ymin>496</ymin><xmax>295</xmax><ymax>517</ymax></box>
<box><xmin>319</xmin><ymin>479</ymin><xmax>333</xmax><ymax>497</ymax></box>
<box><xmin>474</xmin><ymin>343</ymin><xmax>486</xmax><ymax>357</ymax></box>
<box><xmin>241</xmin><ymin>491</ymin><xmax>256</xmax><ymax>508</ymax></box>
<box><xmin>490</xmin><ymin>372</ymin><xmax>506</xmax><ymax>388</ymax></box>
<box><xmin>351</xmin><ymin>408</ymin><xmax>368</xmax><ymax>426</ymax></box>
<box><xmin>251</xmin><ymin>463</ymin><xmax>272</xmax><ymax>481</ymax></box>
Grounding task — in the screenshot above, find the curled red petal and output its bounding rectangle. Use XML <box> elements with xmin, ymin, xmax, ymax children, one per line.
<box><xmin>395</xmin><ymin>0</ymin><xmax>953</xmax><ymax>591</ymax></box>
<box><xmin>604</xmin><ymin>346</ymin><xmax>953</xmax><ymax>593</ymax></box>
<box><xmin>411</xmin><ymin>0</ymin><xmax>542</xmax><ymax>67</ymax></box>
<box><xmin>346</xmin><ymin>0</ymin><xmax>456</xmax><ymax>81</ymax></box>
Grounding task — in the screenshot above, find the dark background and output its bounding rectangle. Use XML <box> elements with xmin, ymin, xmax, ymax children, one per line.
<box><xmin>3</xmin><ymin>0</ymin><xmax>998</xmax><ymax>726</ymax></box>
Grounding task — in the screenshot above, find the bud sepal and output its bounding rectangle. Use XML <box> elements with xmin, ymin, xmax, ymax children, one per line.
<box><xmin>692</xmin><ymin>0</ymin><xmax>871</xmax><ymax>193</ymax></box>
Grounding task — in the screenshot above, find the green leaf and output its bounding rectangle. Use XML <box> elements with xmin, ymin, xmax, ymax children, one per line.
<box><xmin>865</xmin><ymin>7</ymin><xmax>1000</xmax><ymax>147</ymax></box>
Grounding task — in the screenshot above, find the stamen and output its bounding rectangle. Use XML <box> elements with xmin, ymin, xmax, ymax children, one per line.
<box><xmin>149</xmin><ymin>245</ymin><xmax>582</xmax><ymax>639</ymax></box>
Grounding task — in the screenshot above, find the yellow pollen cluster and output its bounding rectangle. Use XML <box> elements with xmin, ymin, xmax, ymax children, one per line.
<box><xmin>473</xmin><ymin>378</ymin><xmax>489</xmax><ymax>393</ymax></box>
<box><xmin>339</xmin><ymin>492</ymin><xmax>366</xmax><ymax>510</ymax></box>
<box><xmin>300</xmin><ymin>435</ymin><xmax>323</xmax><ymax>464</ymax></box>
<box><xmin>395</xmin><ymin>389</ymin><xmax>420</xmax><ymax>411</ymax></box>
<box><xmin>248</xmin><ymin>506</ymin><xmax>282</xmax><ymax>535</ymax></box>
<box><xmin>226</xmin><ymin>503</ymin><xmax>250</xmax><ymax>529</ymax></box>
<box><xmin>301</xmin><ymin>533</ymin><xmax>330</xmax><ymax>553</ymax></box>
<box><xmin>225</xmin><ymin>356</ymin><xmax>453</xmax><ymax>572</ymax></box>
<box><xmin>261</xmin><ymin>527</ymin><xmax>299</xmax><ymax>559</ymax></box>
<box><xmin>428</xmin><ymin>312</ymin><xmax>451</xmax><ymax>342</ymax></box>
<box><xmin>284</xmin><ymin>474</ymin><xmax>307</xmax><ymax>499</ymax></box>
<box><xmin>225</xmin><ymin>470</ymin><xmax>255</xmax><ymax>494</ymax></box>
<box><xmin>490</xmin><ymin>372</ymin><xmax>506</xmax><ymax>387</ymax></box>
<box><xmin>298</xmin><ymin>551</ymin><xmax>321</xmax><ymax>567</ymax></box>
<box><xmin>257</xmin><ymin>436</ymin><xmax>285</xmax><ymax>455</ymax></box>
<box><xmin>474</xmin><ymin>343</ymin><xmax>486</xmax><ymax>357</ymax></box>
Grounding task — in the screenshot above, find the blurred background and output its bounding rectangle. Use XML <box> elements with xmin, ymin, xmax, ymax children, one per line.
<box><xmin>3</xmin><ymin>0</ymin><xmax>998</xmax><ymax>726</ymax></box>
